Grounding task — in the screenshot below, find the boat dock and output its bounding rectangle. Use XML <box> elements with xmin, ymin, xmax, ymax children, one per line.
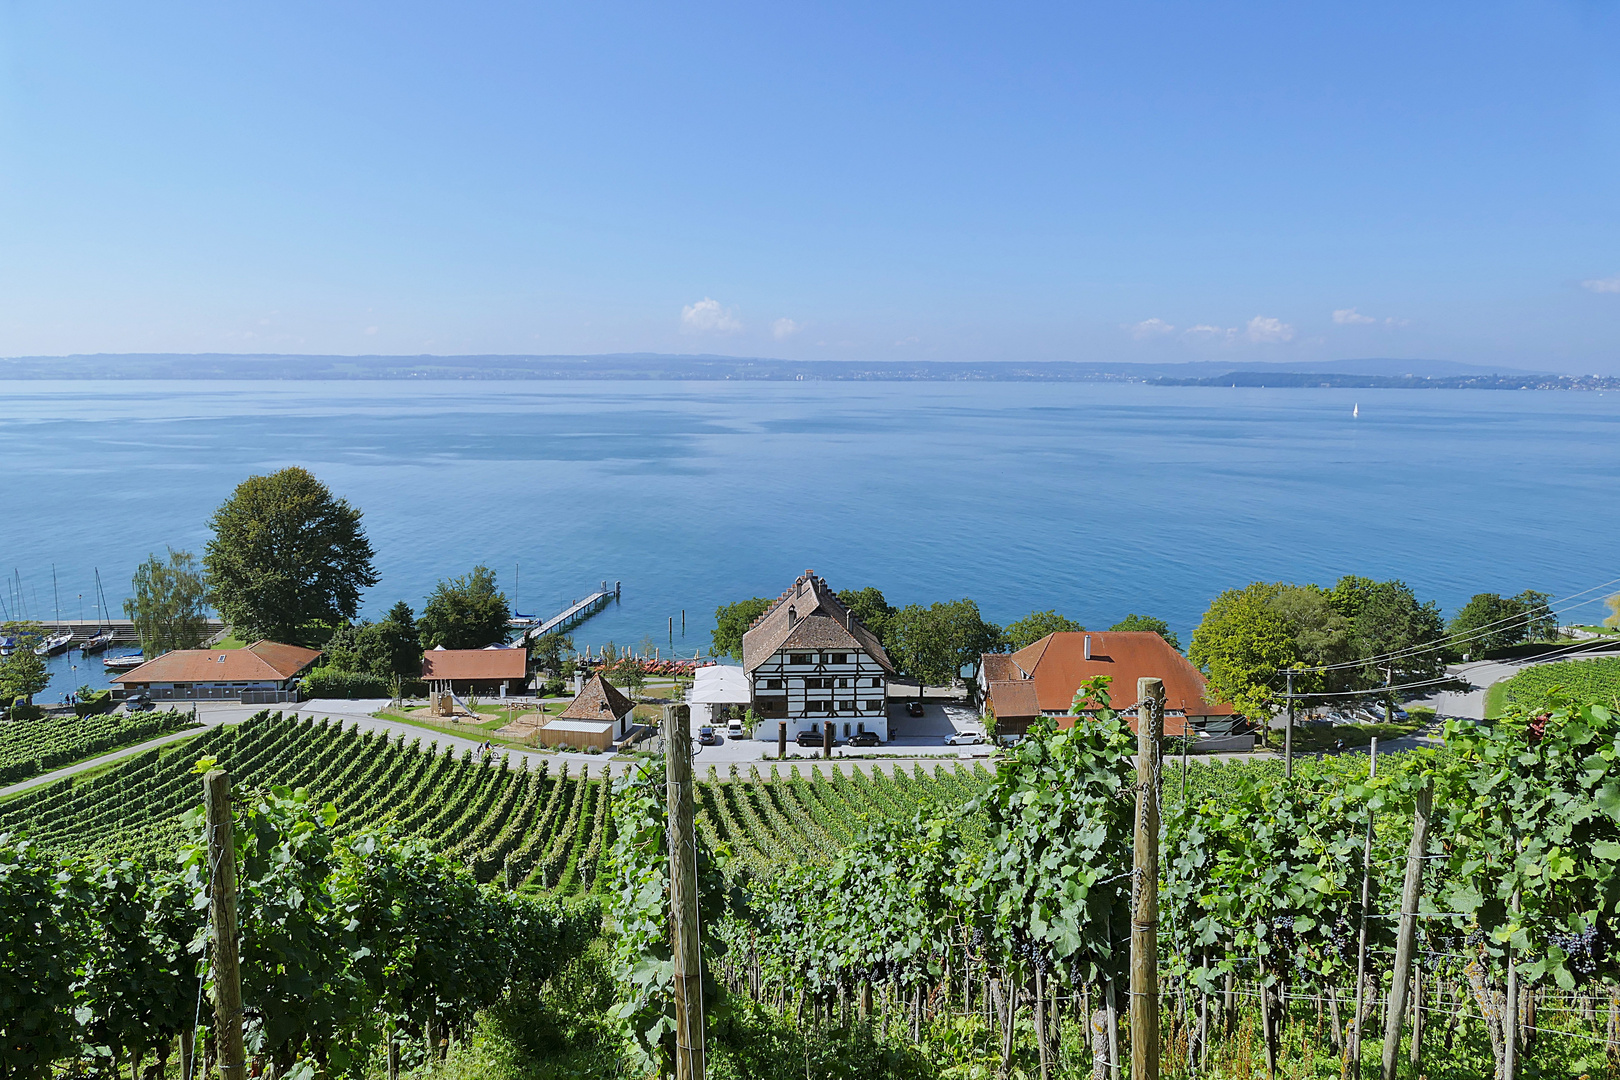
<box><xmin>514</xmin><ymin>581</ymin><xmax>620</xmax><ymax>642</ymax></box>
<box><xmin>22</xmin><ymin>619</ymin><xmax>227</xmax><ymax>644</ymax></box>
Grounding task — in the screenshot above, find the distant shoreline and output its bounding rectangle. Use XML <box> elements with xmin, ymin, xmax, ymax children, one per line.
<box><xmin>0</xmin><ymin>353</ymin><xmax>1609</xmax><ymax>389</ymax></box>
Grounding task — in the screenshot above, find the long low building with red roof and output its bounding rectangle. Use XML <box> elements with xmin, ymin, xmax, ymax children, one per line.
<box><xmin>421</xmin><ymin>646</ymin><xmax>530</xmax><ymax>697</ymax></box>
<box><xmin>978</xmin><ymin>631</ymin><xmax>1240</xmax><ymax>739</ymax></box>
<box><xmin>112</xmin><ymin>640</ymin><xmax>322</xmax><ymax>702</ymax></box>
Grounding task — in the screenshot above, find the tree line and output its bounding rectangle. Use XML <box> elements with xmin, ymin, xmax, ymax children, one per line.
<box><xmin>710</xmin><ymin>589</ymin><xmax>1178</xmax><ymax>687</ymax></box>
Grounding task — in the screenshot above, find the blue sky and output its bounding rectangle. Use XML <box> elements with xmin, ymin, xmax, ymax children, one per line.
<box><xmin>1</xmin><ymin>2</ymin><xmax>1617</xmax><ymax>370</ymax></box>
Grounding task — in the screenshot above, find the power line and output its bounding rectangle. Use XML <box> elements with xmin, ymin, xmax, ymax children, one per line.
<box><xmin>1280</xmin><ymin>576</ymin><xmax>1620</xmax><ymax>676</ymax></box>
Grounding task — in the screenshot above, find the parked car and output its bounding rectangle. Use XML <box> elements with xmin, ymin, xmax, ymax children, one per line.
<box><xmin>945</xmin><ymin>731</ymin><xmax>986</xmax><ymax>746</ymax></box>
<box><xmin>124</xmin><ymin>693</ymin><xmax>154</xmax><ymax>712</ymax></box>
<box><xmin>727</xmin><ymin>718</ymin><xmax>745</xmax><ymax>739</ymax></box>
<box><xmin>697</xmin><ymin>725</ymin><xmax>722</xmax><ymax>746</ymax></box>
<box><xmin>795</xmin><ymin>729</ymin><xmax>833</xmax><ymax>747</ymax></box>
<box><xmin>905</xmin><ymin>701</ymin><xmax>925</xmax><ymax>717</ymax></box>
<box><xmin>847</xmin><ymin>730</ymin><xmax>881</xmax><ymax>747</ymax></box>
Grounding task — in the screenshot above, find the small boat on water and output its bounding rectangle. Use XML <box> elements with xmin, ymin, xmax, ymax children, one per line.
<box><xmin>103</xmin><ymin>653</ymin><xmax>146</xmax><ymax>671</ymax></box>
<box><xmin>35</xmin><ymin>630</ymin><xmax>73</xmax><ymax>656</ymax></box>
<box><xmin>81</xmin><ymin>629</ymin><xmax>115</xmax><ymax>654</ymax></box>
<box><xmin>0</xmin><ymin>636</ymin><xmax>13</xmax><ymax>656</ymax></box>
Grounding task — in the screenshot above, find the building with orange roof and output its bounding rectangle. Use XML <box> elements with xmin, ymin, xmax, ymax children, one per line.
<box><xmin>978</xmin><ymin>631</ymin><xmax>1242</xmax><ymax>740</ymax></box>
<box><xmin>112</xmin><ymin>640</ymin><xmax>322</xmax><ymax>702</ymax></box>
<box><xmin>421</xmin><ymin>646</ymin><xmax>529</xmax><ymax>697</ymax></box>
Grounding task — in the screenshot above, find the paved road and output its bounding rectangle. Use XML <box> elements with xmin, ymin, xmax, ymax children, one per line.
<box><xmin>1408</xmin><ymin>649</ymin><xmax>1620</xmax><ymax>720</ymax></box>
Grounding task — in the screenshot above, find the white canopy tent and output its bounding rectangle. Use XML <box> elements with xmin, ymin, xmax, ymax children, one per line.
<box><xmin>687</xmin><ymin>664</ymin><xmax>750</xmax><ymax>725</ymax></box>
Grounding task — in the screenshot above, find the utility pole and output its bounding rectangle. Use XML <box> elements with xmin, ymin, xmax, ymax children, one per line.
<box><xmin>1283</xmin><ymin>669</ymin><xmax>1295</xmax><ymax>778</ymax></box>
<box><xmin>1382</xmin><ymin>780</ymin><xmax>1433</xmax><ymax>1080</ymax></box>
<box><xmin>663</xmin><ymin>704</ymin><xmax>705</xmax><ymax>1080</ymax></box>
<box><xmin>204</xmin><ymin>771</ymin><xmax>247</xmax><ymax>1080</ymax></box>
<box><xmin>1132</xmin><ymin>677</ymin><xmax>1165</xmax><ymax>1080</ymax></box>
<box><xmin>1350</xmin><ymin>738</ymin><xmax>1379</xmax><ymax>1069</ymax></box>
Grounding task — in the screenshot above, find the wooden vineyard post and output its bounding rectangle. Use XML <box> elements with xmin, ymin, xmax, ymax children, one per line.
<box><xmin>778</xmin><ymin>721</ymin><xmax>787</xmax><ymax>760</ymax></box>
<box><xmin>204</xmin><ymin>770</ymin><xmax>247</xmax><ymax>1080</ymax></box>
<box><xmin>1283</xmin><ymin>669</ymin><xmax>1295</xmax><ymax>778</ymax></box>
<box><xmin>1381</xmin><ymin>780</ymin><xmax>1433</xmax><ymax>1080</ymax></box>
<box><xmin>1132</xmin><ymin>677</ymin><xmax>1165</xmax><ymax>1080</ymax></box>
<box><xmin>823</xmin><ymin>723</ymin><xmax>832</xmax><ymax>760</ymax></box>
<box><xmin>664</xmin><ymin>704</ymin><xmax>706</xmax><ymax>1080</ymax></box>
<box><xmin>1350</xmin><ymin>738</ymin><xmax>1378</xmax><ymax>1069</ymax></box>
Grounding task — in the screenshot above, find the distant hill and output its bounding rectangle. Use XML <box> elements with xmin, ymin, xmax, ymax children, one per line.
<box><xmin>0</xmin><ymin>351</ymin><xmax>1583</xmax><ymax>384</ymax></box>
<box><xmin>1153</xmin><ymin>370</ymin><xmax>1620</xmax><ymax>390</ymax></box>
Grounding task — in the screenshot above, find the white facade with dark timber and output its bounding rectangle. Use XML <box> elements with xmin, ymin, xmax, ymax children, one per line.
<box><xmin>741</xmin><ymin>571</ymin><xmax>896</xmax><ymax>741</ymax></box>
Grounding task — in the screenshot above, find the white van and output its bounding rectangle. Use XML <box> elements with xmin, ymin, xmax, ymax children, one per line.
<box><xmin>727</xmin><ymin>717</ymin><xmax>745</xmax><ymax>740</ymax></box>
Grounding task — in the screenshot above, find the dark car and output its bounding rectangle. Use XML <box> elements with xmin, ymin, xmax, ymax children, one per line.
<box><xmin>847</xmin><ymin>730</ymin><xmax>881</xmax><ymax>747</ymax></box>
<box><xmin>697</xmin><ymin>725</ymin><xmax>722</xmax><ymax>746</ymax></box>
<box><xmin>124</xmin><ymin>694</ymin><xmax>154</xmax><ymax>712</ymax></box>
<box><xmin>905</xmin><ymin>701</ymin><xmax>925</xmax><ymax>717</ymax></box>
<box><xmin>795</xmin><ymin>729</ymin><xmax>833</xmax><ymax>747</ymax></box>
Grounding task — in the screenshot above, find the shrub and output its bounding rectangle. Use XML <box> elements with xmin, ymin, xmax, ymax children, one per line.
<box><xmin>302</xmin><ymin>666</ymin><xmax>392</xmax><ymax>700</ymax></box>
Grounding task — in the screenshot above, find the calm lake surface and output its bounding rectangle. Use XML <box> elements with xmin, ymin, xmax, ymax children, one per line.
<box><xmin>2</xmin><ymin>379</ymin><xmax>1616</xmax><ymax>700</ymax></box>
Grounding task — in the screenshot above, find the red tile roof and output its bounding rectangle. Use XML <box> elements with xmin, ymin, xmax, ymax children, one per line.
<box><xmin>559</xmin><ymin>672</ymin><xmax>635</xmax><ymax>722</ymax></box>
<box><xmin>112</xmin><ymin>640</ymin><xmax>322</xmax><ymax>684</ymax></box>
<box><xmin>983</xmin><ymin>631</ymin><xmax>1232</xmax><ymax>725</ymax></box>
<box><xmin>421</xmin><ymin>647</ymin><xmax>528</xmax><ymax>681</ymax></box>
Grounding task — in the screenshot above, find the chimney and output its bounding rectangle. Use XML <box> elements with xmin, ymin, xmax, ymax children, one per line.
<box><xmin>788</xmin><ymin>605</ymin><xmax>798</xmax><ymax>627</ymax></box>
<box><xmin>1084</xmin><ymin>634</ymin><xmax>1092</xmax><ymax>660</ymax></box>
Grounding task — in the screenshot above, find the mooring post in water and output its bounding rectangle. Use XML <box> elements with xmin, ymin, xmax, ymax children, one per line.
<box><xmin>1132</xmin><ymin>677</ymin><xmax>1164</xmax><ymax>1080</ymax></box>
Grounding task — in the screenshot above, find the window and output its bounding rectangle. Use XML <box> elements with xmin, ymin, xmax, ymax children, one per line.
<box><xmin>837</xmin><ymin>677</ymin><xmax>850</xmax><ymax>688</ymax></box>
<box><xmin>789</xmin><ymin>654</ymin><xmax>811</xmax><ymax>665</ymax></box>
<box><xmin>831</xmin><ymin>653</ymin><xmax>848</xmax><ymax>664</ymax></box>
<box><xmin>865</xmin><ymin>700</ymin><xmax>884</xmax><ymax>712</ymax></box>
<box><xmin>763</xmin><ymin>678</ymin><xmax>783</xmax><ymax>690</ymax></box>
<box><xmin>808</xmin><ymin>700</ymin><xmax>831</xmax><ymax>712</ymax></box>
<box><xmin>806</xmin><ymin>676</ymin><xmax>832</xmax><ymax>690</ymax></box>
<box><xmin>838</xmin><ymin>700</ymin><xmax>855</xmax><ymax>712</ymax></box>
<box><xmin>843</xmin><ymin>723</ymin><xmax>851</xmax><ymax>737</ymax></box>
<box><xmin>871</xmin><ymin>677</ymin><xmax>883</xmax><ymax>687</ymax></box>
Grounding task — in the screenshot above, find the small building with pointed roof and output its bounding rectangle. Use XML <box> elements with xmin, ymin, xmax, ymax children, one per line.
<box><xmin>740</xmin><ymin>570</ymin><xmax>896</xmax><ymax>741</ymax></box>
<box><xmin>536</xmin><ymin>671</ymin><xmax>636</xmax><ymax>749</ymax></box>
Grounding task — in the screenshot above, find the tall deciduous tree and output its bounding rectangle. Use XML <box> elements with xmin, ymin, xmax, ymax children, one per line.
<box><xmin>1188</xmin><ymin>585</ymin><xmax>1299</xmax><ymax>720</ymax></box>
<box><xmin>1333</xmin><ymin>577</ymin><xmax>1447</xmax><ymax>687</ymax></box>
<box><xmin>124</xmin><ymin>548</ymin><xmax>210</xmax><ymax>657</ymax></box>
<box><xmin>204</xmin><ymin>468</ymin><xmax>378</xmax><ymax>644</ymax></box>
<box><xmin>710</xmin><ymin>598</ymin><xmax>771</xmax><ymax>661</ymax></box>
<box><xmin>835</xmin><ymin>587</ymin><xmax>897</xmax><ymax>648</ymax></box>
<box><xmin>375</xmin><ymin>601</ymin><xmax>424</xmax><ymax>679</ymax></box>
<box><xmin>417</xmin><ymin>566</ymin><xmax>511</xmax><ymax>650</ymax></box>
<box><xmin>887</xmin><ymin>599</ymin><xmax>1002</xmax><ymax>687</ymax></box>
<box><xmin>0</xmin><ymin>622</ymin><xmax>50</xmax><ymax>706</ymax></box>
<box><xmin>1448</xmin><ymin>592</ymin><xmax>1531</xmax><ymax>659</ymax></box>
<box><xmin>1108</xmin><ymin>613</ymin><xmax>1181</xmax><ymax>651</ymax></box>
<box><xmin>1003</xmin><ymin>609</ymin><xmax>1084</xmax><ymax>651</ymax></box>
<box><xmin>530</xmin><ymin>632</ymin><xmax>574</xmax><ymax>675</ymax></box>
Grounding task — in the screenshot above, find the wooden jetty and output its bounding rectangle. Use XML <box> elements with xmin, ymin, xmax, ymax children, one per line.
<box><xmin>515</xmin><ymin>581</ymin><xmax>620</xmax><ymax>642</ymax></box>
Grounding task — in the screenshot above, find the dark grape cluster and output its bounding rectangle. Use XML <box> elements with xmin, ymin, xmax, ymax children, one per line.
<box><xmin>1548</xmin><ymin>921</ymin><xmax>1612</xmax><ymax>980</ymax></box>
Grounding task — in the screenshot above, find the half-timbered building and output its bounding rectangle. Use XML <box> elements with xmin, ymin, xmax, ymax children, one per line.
<box><xmin>741</xmin><ymin>571</ymin><xmax>896</xmax><ymax>741</ymax></box>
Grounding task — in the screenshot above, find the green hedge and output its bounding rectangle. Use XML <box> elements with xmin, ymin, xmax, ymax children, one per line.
<box><xmin>302</xmin><ymin>667</ymin><xmax>392</xmax><ymax>699</ymax></box>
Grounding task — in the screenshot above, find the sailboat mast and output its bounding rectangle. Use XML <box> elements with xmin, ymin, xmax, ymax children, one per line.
<box><xmin>52</xmin><ymin>565</ymin><xmax>60</xmax><ymax>624</ymax></box>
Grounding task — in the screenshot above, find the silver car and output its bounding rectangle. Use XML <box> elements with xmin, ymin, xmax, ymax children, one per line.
<box><xmin>945</xmin><ymin>731</ymin><xmax>986</xmax><ymax>746</ymax></box>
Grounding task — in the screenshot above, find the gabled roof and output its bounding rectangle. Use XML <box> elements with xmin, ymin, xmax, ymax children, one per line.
<box><xmin>112</xmin><ymin>640</ymin><xmax>322</xmax><ymax>684</ymax></box>
<box><xmin>421</xmin><ymin>647</ymin><xmax>528</xmax><ymax>681</ymax></box>
<box><xmin>560</xmin><ymin>672</ymin><xmax>635</xmax><ymax>723</ymax></box>
<box><xmin>983</xmin><ymin>631</ymin><xmax>1233</xmax><ymax>718</ymax></box>
<box><xmin>741</xmin><ymin>571</ymin><xmax>896</xmax><ymax>674</ymax></box>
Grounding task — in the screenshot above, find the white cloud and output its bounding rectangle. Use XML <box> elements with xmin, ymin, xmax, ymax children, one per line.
<box><xmin>1130</xmin><ymin>317</ymin><xmax>1176</xmax><ymax>339</ymax></box>
<box><xmin>1385</xmin><ymin>316</ymin><xmax>1410</xmax><ymax>327</ymax></box>
<box><xmin>680</xmin><ymin>297</ymin><xmax>742</xmax><ymax>333</ymax></box>
<box><xmin>1582</xmin><ymin>277</ymin><xmax>1620</xmax><ymax>294</ymax></box>
<box><xmin>894</xmin><ymin>335</ymin><xmax>920</xmax><ymax>346</ymax></box>
<box><xmin>1245</xmin><ymin>315</ymin><xmax>1294</xmax><ymax>343</ymax></box>
<box><xmin>1184</xmin><ymin>324</ymin><xmax>1228</xmax><ymax>339</ymax></box>
<box><xmin>1333</xmin><ymin>308</ymin><xmax>1376</xmax><ymax>325</ymax></box>
<box><xmin>771</xmin><ymin>317</ymin><xmax>801</xmax><ymax>340</ymax></box>
<box><xmin>365</xmin><ymin>326</ymin><xmax>379</xmax><ymax>335</ymax></box>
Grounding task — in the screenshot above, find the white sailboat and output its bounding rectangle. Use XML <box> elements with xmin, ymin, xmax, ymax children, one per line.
<box><xmin>1353</xmin><ymin>403</ymin><xmax>1359</xmax><ymax>418</ymax></box>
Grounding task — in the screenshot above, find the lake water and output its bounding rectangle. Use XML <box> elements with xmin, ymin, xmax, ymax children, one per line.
<box><xmin>2</xmin><ymin>379</ymin><xmax>1617</xmax><ymax>702</ymax></box>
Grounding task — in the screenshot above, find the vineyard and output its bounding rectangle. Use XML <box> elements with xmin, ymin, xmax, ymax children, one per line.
<box><xmin>10</xmin><ymin>686</ymin><xmax>1620</xmax><ymax>1078</ymax></box>
<box><xmin>1494</xmin><ymin>654</ymin><xmax>1620</xmax><ymax>715</ymax></box>
<box><xmin>0</xmin><ymin>708</ymin><xmax>198</xmax><ymax>786</ymax></box>
<box><xmin>0</xmin><ymin>710</ymin><xmax>993</xmax><ymax>895</ymax></box>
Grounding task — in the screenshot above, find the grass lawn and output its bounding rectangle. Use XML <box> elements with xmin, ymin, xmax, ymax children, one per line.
<box><xmin>1285</xmin><ymin>719</ymin><xmax>1426</xmax><ymax>753</ymax></box>
<box><xmin>1484</xmin><ymin>679</ymin><xmax>1511</xmax><ymax>718</ymax></box>
<box><xmin>372</xmin><ymin>700</ymin><xmax>570</xmax><ymax>748</ymax></box>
